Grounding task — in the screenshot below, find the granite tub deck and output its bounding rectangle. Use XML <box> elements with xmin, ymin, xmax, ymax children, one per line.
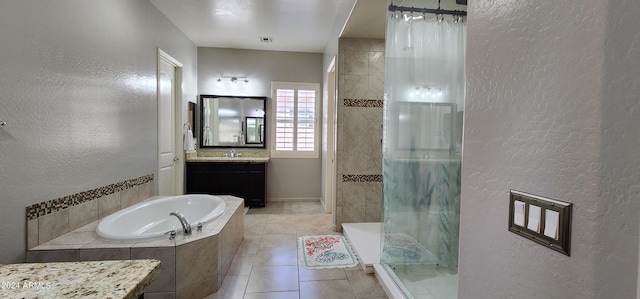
<box><xmin>26</xmin><ymin>195</ymin><xmax>245</xmax><ymax>299</ymax></box>
<box><xmin>0</xmin><ymin>259</ymin><xmax>160</xmax><ymax>299</ymax></box>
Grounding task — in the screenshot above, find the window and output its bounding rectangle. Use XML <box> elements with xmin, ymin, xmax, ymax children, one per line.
<box><xmin>271</xmin><ymin>82</ymin><xmax>320</xmax><ymax>158</ymax></box>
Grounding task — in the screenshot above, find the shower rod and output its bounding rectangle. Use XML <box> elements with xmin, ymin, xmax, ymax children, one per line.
<box><xmin>388</xmin><ymin>4</ymin><xmax>467</xmax><ymax>16</ymax></box>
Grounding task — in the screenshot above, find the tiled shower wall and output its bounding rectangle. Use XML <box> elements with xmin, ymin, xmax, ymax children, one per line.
<box><xmin>26</xmin><ymin>175</ymin><xmax>154</xmax><ymax>250</ymax></box>
<box><xmin>335</xmin><ymin>38</ymin><xmax>385</xmax><ymax>231</ymax></box>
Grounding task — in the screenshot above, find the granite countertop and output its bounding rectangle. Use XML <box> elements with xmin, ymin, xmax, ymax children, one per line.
<box><xmin>186</xmin><ymin>156</ymin><xmax>269</xmax><ymax>163</ymax></box>
<box><xmin>0</xmin><ymin>259</ymin><xmax>160</xmax><ymax>299</ymax></box>
<box><xmin>185</xmin><ymin>151</ymin><xmax>270</xmax><ymax>163</ymax></box>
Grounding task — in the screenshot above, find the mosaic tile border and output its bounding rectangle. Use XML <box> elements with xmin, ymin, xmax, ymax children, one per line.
<box><xmin>342</xmin><ymin>174</ymin><xmax>383</xmax><ymax>183</ymax></box>
<box><xmin>344</xmin><ymin>99</ymin><xmax>384</xmax><ymax>108</ymax></box>
<box><xmin>26</xmin><ymin>174</ymin><xmax>154</xmax><ymax>221</ymax></box>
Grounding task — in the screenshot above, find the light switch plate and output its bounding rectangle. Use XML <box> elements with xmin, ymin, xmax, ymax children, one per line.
<box><xmin>509</xmin><ymin>190</ymin><xmax>572</xmax><ymax>256</ymax></box>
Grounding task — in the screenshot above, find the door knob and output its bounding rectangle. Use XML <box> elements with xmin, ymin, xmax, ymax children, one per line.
<box><xmin>173</xmin><ymin>157</ymin><xmax>180</xmax><ymax>161</ymax></box>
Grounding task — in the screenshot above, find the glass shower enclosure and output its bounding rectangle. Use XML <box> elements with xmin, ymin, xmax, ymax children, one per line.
<box><xmin>381</xmin><ymin>4</ymin><xmax>466</xmax><ymax>298</ymax></box>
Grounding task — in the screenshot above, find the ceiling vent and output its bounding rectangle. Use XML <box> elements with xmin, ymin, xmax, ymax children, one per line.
<box><xmin>259</xmin><ymin>37</ymin><xmax>273</xmax><ymax>43</ymax></box>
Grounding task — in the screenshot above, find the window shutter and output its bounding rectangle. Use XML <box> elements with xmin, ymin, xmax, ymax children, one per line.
<box><xmin>271</xmin><ymin>82</ymin><xmax>319</xmax><ymax>158</ymax></box>
<box><xmin>296</xmin><ymin>90</ymin><xmax>315</xmax><ymax>151</ymax></box>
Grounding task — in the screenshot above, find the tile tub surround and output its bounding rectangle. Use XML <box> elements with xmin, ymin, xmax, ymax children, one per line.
<box><xmin>26</xmin><ymin>195</ymin><xmax>245</xmax><ymax>299</ymax></box>
<box><xmin>0</xmin><ymin>259</ymin><xmax>160</xmax><ymax>299</ymax></box>
<box><xmin>26</xmin><ymin>174</ymin><xmax>154</xmax><ymax>249</ymax></box>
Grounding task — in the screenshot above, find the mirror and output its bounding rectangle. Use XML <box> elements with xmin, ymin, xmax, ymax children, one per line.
<box><xmin>200</xmin><ymin>95</ymin><xmax>266</xmax><ymax>148</ymax></box>
<box><xmin>397</xmin><ymin>102</ymin><xmax>455</xmax><ymax>151</ymax></box>
<box><xmin>245</xmin><ymin>117</ymin><xmax>264</xmax><ymax>144</ymax></box>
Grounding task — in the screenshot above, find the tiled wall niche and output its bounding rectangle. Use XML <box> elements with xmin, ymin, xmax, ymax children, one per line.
<box><xmin>26</xmin><ymin>174</ymin><xmax>154</xmax><ymax>250</ymax></box>
<box><xmin>335</xmin><ymin>37</ymin><xmax>385</xmax><ymax>231</ymax></box>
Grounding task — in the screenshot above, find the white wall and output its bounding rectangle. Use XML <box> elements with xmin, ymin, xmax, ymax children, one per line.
<box><xmin>197</xmin><ymin>47</ymin><xmax>324</xmax><ymax>201</ymax></box>
<box><xmin>321</xmin><ymin>0</ymin><xmax>357</xmax><ymax>211</ymax></box>
<box><xmin>0</xmin><ymin>0</ymin><xmax>197</xmax><ymax>264</ymax></box>
<box><xmin>461</xmin><ymin>0</ymin><xmax>640</xmax><ymax>298</ymax></box>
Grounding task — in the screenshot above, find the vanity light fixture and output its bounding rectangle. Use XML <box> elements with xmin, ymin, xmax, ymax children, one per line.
<box><xmin>217</xmin><ymin>76</ymin><xmax>249</xmax><ymax>88</ymax></box>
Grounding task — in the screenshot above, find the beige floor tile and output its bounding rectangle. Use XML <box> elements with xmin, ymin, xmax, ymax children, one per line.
<box><xmin>244</xmin><ymin>224</ymin><xmax>265</xmax><ymax>236</ymax></box>
<box><xmin>227</xmin><ymin>255</ymin><xmax>255</xmax><ymax>275</ymax></box>
<box><xmin>264</xmin><ymin>222</ymin><xmax>294</xmax><ymax>234</ymax></box>
<box><xmin>298</xmin><ymin>267</ymin><xmax>348</xmax><ymax>281</ymax></box>
<box><xmin>232</xmin><ymin>201</ymin><xmax>388</xmax><ymax>299</ymax></box>
<box><xmin>289</xmin><ymin>202</ymin><xmax>324</xmax><ymax>214</ymax></box>
<box><xmin>243</xmin><ymin>291</ymin><xmax>300</xmax><ymax>299</ymax></box>
<box><xmin>346</xmin><ymin>270</ymin><xmax>388</xmax><ymax>298</ymax></box>
<box><xmin>203</xmin><ymin>275</ymin><xmax>249</xmax><ymax>299</ymax></box>
<box><xmin>244</xmin><ymin>214</ymin><xmax>269</xmax><ymax>224</ymax></box>
<box><xmin>253</xmin><ymin>247</ymin><xmax>298</xmax><ymax>266</ymax></box>
<box><xmin>236</xmin><ymin>236</ymin><xmax>261</xmax><ymax>256</ymax></box>
<box><xmin>295</xmin><ymin>216</ymin><xmax>329</xmax><ymax>229</ymax></box>
<box><xmin>266</xmin><ymin>214</ymin><xmax>298</xmax><ymax>224</ymax></box>
<box><xmin>299</xmin><ymin>280</ymin><xmax>356</xmax><ymax>299</ymax></box>
<box><xmin>246</xmin><ymin>265</ymin><xmax>299</xmax><ymax>293</ymax></box>
<box><xmin>259</xmin><ymin>233</ymin><xmax>297</xmax><ymax>248</ymax></box>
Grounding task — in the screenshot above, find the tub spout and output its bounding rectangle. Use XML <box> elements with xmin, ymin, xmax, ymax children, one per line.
<box><xmin>169</xmin><ymin>212</ymin><xmax>192</xmax><ymax>235</ymax></box>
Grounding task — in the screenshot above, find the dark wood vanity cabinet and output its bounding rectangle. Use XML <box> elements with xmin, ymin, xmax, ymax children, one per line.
<box><xmin>186</xmin><ymin>162</ymin><xmax>267</xmax><ymax>207</ymax></box>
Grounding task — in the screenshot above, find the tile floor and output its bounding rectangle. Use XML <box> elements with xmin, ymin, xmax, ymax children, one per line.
<box><xmin>204</xmin><ymin>201</ymin><xmax>389</xmax><ymax>299</ymax></box>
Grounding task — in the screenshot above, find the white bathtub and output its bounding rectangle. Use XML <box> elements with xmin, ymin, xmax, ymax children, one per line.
<box><xmin>96</xmin><ymin>194</ymin><xmax>226</xmax><ymax>240</ymax></box>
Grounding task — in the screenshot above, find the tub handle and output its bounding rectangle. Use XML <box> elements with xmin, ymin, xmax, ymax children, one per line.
<box><xmin>165</xmin><ymin>230</ymin><xmax>176</xmax><ymax>240</ymax></box>
<box><xmin>197</xmin><ymin>222</ymin><xmax>204</xmax><ymax>231</ymax></box>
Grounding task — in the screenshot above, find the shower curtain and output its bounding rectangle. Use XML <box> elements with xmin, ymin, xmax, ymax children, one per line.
<box><xmin>382</xmin><ymin>9</ymin><xmax>466</xmax><ymax>271</ymax></box>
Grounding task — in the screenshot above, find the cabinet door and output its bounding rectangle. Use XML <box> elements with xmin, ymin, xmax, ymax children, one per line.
<box><xmin>186</xmin><ymin>163</ymin><xmax>208</xmax><ymax>193</ymax></box>
<box><xmin>209</xmin><ymin>166</ymin><xmax>245</xmax><ymax>198</ymax></box>
<box><xmin>245</xmin><ymin>163</ymin><xmax>266</xmax><ymax>207</ymax></box>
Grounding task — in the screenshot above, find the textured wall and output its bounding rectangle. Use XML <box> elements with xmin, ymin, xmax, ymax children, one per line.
<box><xmin>197</xmin><ymin>47</ymin><xmax>324</xmax><ymax>201</ymax></box>
<box><xmin>461</xmin><ymin>0</ymin><xmax>640</xmax><ymax>298</ymax></box>
<box><xmin>0</xmin><ymin>0</ymin><xmax>197</xmax><ymax>264</ymax></box>
<box><xmin>335</xmin><ymin>38</ymin><xmax>385</xmax><ymax>230</ymax></box>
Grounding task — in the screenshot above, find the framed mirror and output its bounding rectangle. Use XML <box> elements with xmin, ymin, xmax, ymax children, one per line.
<box><xmin>200</xmin><ymin>95</ymin><xmax>267</xmax><ymax>148</ymax></box>
<box><xmin>245</xmin><ymin>117</ymin><xmax>264</xmax><ymax>144</ymax></box>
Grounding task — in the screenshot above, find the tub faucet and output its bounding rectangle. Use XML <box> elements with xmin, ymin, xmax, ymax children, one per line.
<box><xmin>169</xmin><ymin>212</ymin><xmax>192</xmax><ymax>235</ymax></box>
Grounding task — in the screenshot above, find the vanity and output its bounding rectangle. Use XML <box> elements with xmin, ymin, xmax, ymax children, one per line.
<box><xmin>186</xmin><ymin>155</ymin><xmax>268</xmax><ymax>207</ymax></box>
<box><xmin>187</xmin><ymin>95</ymin><xmax>269</xmax><ymax>207</ymax></box>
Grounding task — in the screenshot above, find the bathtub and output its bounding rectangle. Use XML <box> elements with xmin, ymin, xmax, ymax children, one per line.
<box><xmin>96</xmin><ymin>194</ymin><xmax>226</xmax><ymax>240</ymax></box>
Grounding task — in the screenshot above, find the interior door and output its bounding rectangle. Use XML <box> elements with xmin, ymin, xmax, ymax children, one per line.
<box><xmin>158</xmin><ymin>56</ymin><xmax>177</xmax><ymax>196</ymax></box>
<box><xmin>324</xmin><ymin>57</ymin><xmax>337</xmax><ymax>214</ymax></box>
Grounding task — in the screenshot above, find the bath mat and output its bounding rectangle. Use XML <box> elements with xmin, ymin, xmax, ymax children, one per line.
<box><xmin>298</xmin><ymin>235</ymin><xmax>358</xmax><ymax>269</ymax></box>
<box><xmin>382</xmin><ymin>233</ymin><xmax>437</xmax><ymax>265</ymax></box>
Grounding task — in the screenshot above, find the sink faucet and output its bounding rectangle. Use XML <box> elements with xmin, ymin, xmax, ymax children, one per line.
<box><xmin>229</xmin><ymin>149</ymin><xmax>235</xmax><ymax>158</ymax></box>
<box><xmin>169</xmin><ymin>212</ymin><xmax>192</xmax><ymax>235</ymax></box>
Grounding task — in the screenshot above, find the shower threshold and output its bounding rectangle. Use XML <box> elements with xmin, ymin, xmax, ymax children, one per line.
<box><xmin>342</xmin><ymin>222</ymin><xmax>382</xmax><ymax>273</ymax></box>
<box><xmin>343</xmin><ymin>222</ymin><xmax>458</xmax><ymax>298</ymax></box>
<box><xmin>342</xmin><ymin>222</ymin><xmax>406</xmax><ymax>299</ymax></box>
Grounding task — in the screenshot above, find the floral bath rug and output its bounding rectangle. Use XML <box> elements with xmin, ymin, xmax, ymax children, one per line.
<box><xmin>382</xmin><ymin>233</ymin><xmax>437</xmax><ymax>265</ymax></box>
<box><xmin>298</xmin><ymin>235</ymin><xmax>358</xmax><ymax>269</ymax></box>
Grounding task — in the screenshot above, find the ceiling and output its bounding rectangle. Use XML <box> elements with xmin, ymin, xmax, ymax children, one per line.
<box><xmin>149</xmin><ymin>0</ymin><xmax>387</xmax><ymax>53</ymax></box>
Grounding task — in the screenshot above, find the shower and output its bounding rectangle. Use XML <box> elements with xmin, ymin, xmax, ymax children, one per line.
<box><xmin>381</xmin><ymin>0</ymin><xmax>466</xmax><ymax>297</ymax></box>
